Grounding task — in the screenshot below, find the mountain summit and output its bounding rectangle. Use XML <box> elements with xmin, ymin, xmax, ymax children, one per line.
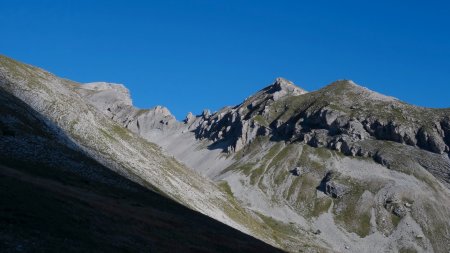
<box><xmin>266</xmin><ymin>77</ymin><xmax>307</xmax><ymax>100</ymax></box>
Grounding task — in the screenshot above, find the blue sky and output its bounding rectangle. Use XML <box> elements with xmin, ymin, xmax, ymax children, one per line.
<box><xmin>1</xmin><ymin>1</ymin><xmax>449</xmax><ymax>119</ymax></box>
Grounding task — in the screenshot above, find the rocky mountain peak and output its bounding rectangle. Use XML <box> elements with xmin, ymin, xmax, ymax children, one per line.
<box><xmin>184</xmin><ymin>112</ymin><xmax>195</xmax><ymax>123</ymax></box>
<box><xmin>325</xmin><ymin>80</ymin><xmax>398</xmax><ymax>103</ymax></box>
<box><xmin>82</xmin><ymin>82</ymin><xmax>131</xmax><ymax>103</ymax></box>
<box><xmin>267</xmin><ymin>77</ymin><xmax>307</xmax><ymax>100</ymax></box>
<box><xmin>153</xmin><ymin>105</ymin><xmax>173</xmax><ymax>118</ymax></box>
<box><xmin>329</xmin><ymin>79</ymin><xmax>357</xmax><ymax>86</ymax></box>
<box><xmin>274</xmin><ymin>77</ymin><xmax>298</xmax><ymax>89</ymax></box>
<box><xmin>201</xmin><ymin>109</ymin><xmax>211</xmax><ymax>118</ymax></box>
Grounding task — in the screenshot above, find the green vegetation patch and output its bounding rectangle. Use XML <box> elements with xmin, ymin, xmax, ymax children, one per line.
<box><xmin>311</xmin><ymin>198</ymin><xmax>332</xmax><ymax>217</ymax></box>
<box><xmin>111</xmin><ymin>125</ymin><xmax>131</xmax><ymax>139</ymax></box>
<box><xmin>253</xmin><ymin>115</ymin><xmax>269</xmax><ymax>127</ymax></box>
<box><xmin>295</xmin><ymin>174</ymin><xmax>318</xmax><ymax>204</ymax></box>
<box><xmin>218</xmin><ymin>181</ymin><xmax>234</xmax><ymax>198</ymax></box>
<box><xmin>233</xmin><ymin>136</ymin><xmax>270</xmax><ymax>160</ymax></box>
<box><xmin>333</xmin><ymin>180</ymin><xmax>372</xmax><ymax>238</ymax></box>
<box><xmin>399</xmin><ymin>248</ymin><xmax>418</xmax><ymax>253</ymax></box>
<box><xmin>255</xmin><ymin>212</ymin><xmax>298</xmax><ymax>245</ymax></box>
<box><xmin>297</xmin><ymin>145</ymin><xmax>328</xmax><ymax>172</ymax></box>
<box><xmin>268</xmin><ymin>143</ymin><xmax>294</xmax><ymax>169</ymax></box>
<box><xmin>391</xmin><ymin>214</ymin><xmax>401</xmax><ymax>228</ymax></box>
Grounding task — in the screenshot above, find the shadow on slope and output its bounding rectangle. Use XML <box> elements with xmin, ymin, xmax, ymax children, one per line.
<box><xmin>0</xmin><ymin>88</ymin><xmax>282</xmax><ymax>253</ymax></box>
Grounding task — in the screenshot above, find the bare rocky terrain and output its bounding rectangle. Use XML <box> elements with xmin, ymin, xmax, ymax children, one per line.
<box><xmin>1</xmin><ymin>55</ymin><xmax>450</xmax><ymax>252</ymax></box>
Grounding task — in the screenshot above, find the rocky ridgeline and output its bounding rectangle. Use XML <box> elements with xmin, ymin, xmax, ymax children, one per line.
<box><xmin>76</xmin><ymin>82</ymin><xmax>180</xmax><ymax>134</ymax></box>
<box><xmin>76</xmin><ymin>78</ymin><xmax>305</xmax><ymax>151</ymax></box>
<box><xmin>73</xmin><ymin>78</ymin><xmax>450</xmax><ymax>189</ymax></box>
<box><xmin>189</xmin><ymin>79</ymin><xmax>450</xmax><ymax>158</ymax></box>
<box><xmin>78</xmin><ymin>78</ymin><xmax>450</xmax><ymax>159</ymax></box>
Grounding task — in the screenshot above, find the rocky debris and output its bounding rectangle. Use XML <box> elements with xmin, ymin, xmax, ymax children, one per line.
<box><xmin>290</xmin><ymin>166</ymin><xmax>311</xmax><ymax>177</ymax></box>
<box><xmin>290</xmin><ymin>167</ymin><xmax>301</xmax><ymax>176</ymax></box>
<box><xmin>317</xmin><ymin>171</ymin><xmax>350</xmax><ymax>199</ymax></box>
<box><xmin>325</xmin><ymin>181</ymin><xmax>349</xmax><ymax>199</ymax></box>
<box><xmin>393</xmin><ymin>206</ymin><xmax>408</xmax><ymax>218</ymax></box>
<box><xmin>324</xmin><ymin>170</ymin><xmax>339</xmax><ymax>181</ymax></box>
<box><xmin>384</xmin><ymin>195</ymin><xmax>408</xmax><ymax>218</ymax></box>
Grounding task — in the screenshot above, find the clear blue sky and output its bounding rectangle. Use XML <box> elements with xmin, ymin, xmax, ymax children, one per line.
<box><xmin>1</xmin><ymin>1</ymin><xmax>449</xmax><ymax>119</ymax></box>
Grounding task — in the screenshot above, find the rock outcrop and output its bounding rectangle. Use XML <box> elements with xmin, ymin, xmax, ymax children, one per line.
<box><xmin>188</xmin><ymin>78</ymin><xmax>308</xmax><ymax>152</ymax></box>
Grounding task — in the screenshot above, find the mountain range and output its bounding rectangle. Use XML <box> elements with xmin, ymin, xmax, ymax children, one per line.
<box><xmin>1</xmin><ymin>55</ymin><xmax>449</xmax><ymax>253</ymax></box>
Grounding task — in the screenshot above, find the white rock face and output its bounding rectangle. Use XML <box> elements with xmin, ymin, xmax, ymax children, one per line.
<box><xmin>271</xmin><ymin>77</ymin><xmax>307</xmax><ymax>101</ymax></box>
<box><xmin>80</xmin><ymin>82</ymin><xmax>132</xmax><ymax>105</ymax></box>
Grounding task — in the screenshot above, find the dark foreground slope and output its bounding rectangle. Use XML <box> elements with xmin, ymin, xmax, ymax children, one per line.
<box><xmin>0</xmin><ymin>77</ymin><xmax>282</xmax><ymax>252</ymax></box>
<box><xmin>0</xmin><ymin>164</ymin><xmax>282</xmax><ymax>253</ymax></box>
